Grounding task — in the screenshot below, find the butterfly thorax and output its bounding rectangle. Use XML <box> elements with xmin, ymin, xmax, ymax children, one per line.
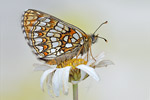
<box><xmin>80</xmin><ymin>34</ymin><xmax>98</xmax><ymax>55</ymax></box>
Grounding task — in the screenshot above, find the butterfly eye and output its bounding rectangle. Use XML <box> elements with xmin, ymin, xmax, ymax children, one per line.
<box><xmin>91</xmin><ymin>34</ymin><xmax>98</xmax><ymax>44</ymax></box>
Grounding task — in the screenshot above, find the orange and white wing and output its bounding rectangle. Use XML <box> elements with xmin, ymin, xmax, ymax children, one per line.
<box><xmin>21</xmin><ymin>9</ymin><xmax>88</xmax><ymax>65</ymax></box>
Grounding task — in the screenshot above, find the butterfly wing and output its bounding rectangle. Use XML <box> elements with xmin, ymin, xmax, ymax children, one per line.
<box><xmin>21</xmin><ymin>9</ymin><xmax>88</xmax><ymax>65</ymax></box>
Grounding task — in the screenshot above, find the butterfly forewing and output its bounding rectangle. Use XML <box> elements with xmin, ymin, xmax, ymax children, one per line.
<box><xmin>21</xmin><ymin>9</ymin><xmax>88</xmax><ymax>65</ymax></box>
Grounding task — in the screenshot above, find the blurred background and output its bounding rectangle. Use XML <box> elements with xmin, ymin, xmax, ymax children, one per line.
<box><xmin>0</xmin><ymin>0</ymin><xmax>150</xmax><ymax>100</ymax></box>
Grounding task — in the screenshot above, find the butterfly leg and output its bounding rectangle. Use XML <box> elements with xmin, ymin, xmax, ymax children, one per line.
<box><xmin>89</xmin><ymin>42</ymin><xmax>96</xmax><ymax>61</ymax></box>
<box><xmin>87</xmin><ymin>50</ymin><xmax>89</xmax><ymax>61</ymax></box>
<box><xmin>76</xmin><ymin>45</ymin><xmax>84</xmax><ymax>59</ymax></box>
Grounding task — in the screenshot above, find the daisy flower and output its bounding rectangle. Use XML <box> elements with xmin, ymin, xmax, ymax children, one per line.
<box><xmin>34</xmin><ymin>52</ymin><xmax>113</xmax><ymax>97</ymax></box>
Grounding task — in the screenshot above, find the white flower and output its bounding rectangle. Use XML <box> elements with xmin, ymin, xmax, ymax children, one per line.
<box><xmin>34</xmin><ymin>52</ymin><xmax>113</xmax><ymax>97</ymax></box>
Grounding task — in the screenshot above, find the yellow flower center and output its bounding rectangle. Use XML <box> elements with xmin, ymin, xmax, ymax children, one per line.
<box><xmin>56</xmin><ymin>59</ymin><xmax>88</xmax><ymax>82</ymax></box>
<box><xmin>56</xmin><ymin>58</ymin><xmax>87</xmax><ymax>69</ymax></box>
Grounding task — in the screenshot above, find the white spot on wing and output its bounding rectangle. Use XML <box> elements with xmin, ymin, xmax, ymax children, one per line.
<box><xmin>34</xmin><ymin>33</ymin><xmax>39</xmax><ymax>38</ymax></box>
<box><xmin>54</xmin><ymin>33</ymin><xmax>60</xmax><ymax>37</ymax></box>
<box><xmin>46</xmin><ymin>54</ymin><xmax>56</xmax><ymax>58</ymax></box>
<box><xmin>64</xmin><ymin>26</ymin><xmax>69</xmax><ymax>31</ymax></box>
<box><xmin>51</xmin><ymin>37</ymin><xmax>57</xmax><ymax>41</ymax></box>
<box><xmin>44</xmin><ymin>18</ymin><xmax>50</xmax><ymax>22</ymax></box>
<box><xmin>51</xmin><ymin>49</ymin><xmax>56</xmax><ymax>53</ymax></box>
<box><xmin>55</xmin><ymin>26</ymin><xmax>62</xmax><ymax>32</ymax></box>
<box><xmin>57</xmin><ymin>22</ymin><xmax>64</xmax><ymax>28</ymax></box>
<box><xmin>47</xmin><ymin>32</ymin><xmax>53</xmax><ymax>36</ymax></box>
<box><xmin>57</xmin><ymin>51</ymin><xmax>61</xmax><ymax>56</ymax></box>
<box><xmin>64</xmin><ymin>36</ymin><xmax>68</xmax><ymax>42</ymax></box>
<box><xmin>50</xmin><ymin>30</ymin><xmax>57</xmax><ymax>33</ymax></box>
<box><xmin>76</xmin><ymin>30</ymin><xmax>82</xmax><ymax>38</ymax></box>
<box><xmin>39</xmin><ymin>22</ymin><xmax>46</xmax><ymax>26</ymax></box>
<box><xmin>60</xmin><ymin>50</ymin><xmax>64</xmax><ymax>53</ymax></box>
<box><xmin>35</xmin><ymin>26</ymin><xmax>41</xmax><ymax>31</ymax></box>
<box><xmin>71</xmin><ymin>38</ymin><xmax>76</xmax><ymax>42</ymax></box>
<box><xmin>36</xmin><ymin>12</ymin><xmax>41</xmax><ymax>15</ymax></box>
<box><xmin>65</xmin><ymin>43</ymin><xmax>72</xmax><ymax>48</ymax></box>
<box><xmin>73</xmin><ymin>33</ymin><xmax>79</xmax><ymax>40</ymax></box>
<box><xmin>38</xmin><ymin>17</ymin><xmax>45</xmax><ymax>20</ymax></box>
<box><xmin>34</xmin><ymin>38</ymin><xmax>43</xmax><ymax>45</ymax></box>
<box><xmin>62</xmin><ymin>30</ymin><xmax>66</xmax><ymax>33</ymax></box>
<box><xmin>52</xmin><ymin>42</ymin><xmax>59</xmax><ymax>48</ymax></box>
<box><xmin>27</xmin><ymin>16</ymin><xmax>34</xmax><ymax>20</ymax></box>
<box><xmin>80</xmin><ymin>39</ymin><xmax>84</xmax><ymax>45</ymax></box>
<box><xmin>36</xmin><ymin>46</ymin><xmax>43</xmax><ymax>52</ymax></box>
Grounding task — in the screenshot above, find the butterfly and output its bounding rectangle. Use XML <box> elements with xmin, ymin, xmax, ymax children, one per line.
<box><xmin>21</xmin><ymin>9</ymin><xmax>107</xmax><ymax>65</ymax></box>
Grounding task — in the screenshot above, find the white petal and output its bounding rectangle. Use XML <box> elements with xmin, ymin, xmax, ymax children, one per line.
<box><xmin>62</xmin><ymin>67</ymin><xmax>71</xmax><ymax>95</ymax></box>
<box><xmin>33</xmin><ymin>63</ymin><xmax>56</xmax><ymax>71</ymax></box>
<box><xmin>52</xmin><ymin>68</ymin><xmax>63</xmax><ymax>96</ymax></box>
<box><xmin>77</xmin><ymin>65</ymin><xmax>100</xmax><ymax>81</ymax></box>
<box><xmin>40</xmin><ymin>68</ymin><xmax>56</xmax><ymax>91</ymax></box>
<box><xmin>96</xmin><ymin>60</ymin><xmax>114</xmax><ymax>68</ymax></box>
<box><xmin>47</xmin><ymin>74</ymin><xmax>54</xmax><ymax>97</ymax></box>
<box><xmin>87</xmin><ymin>58</ymin><xmax>95</xmax><ymax>66</ymax></box>
<box><xmin>80</xmin><ymin>70</ymin><xmax>87</xmax><ymax>81</ymax></box>
<box><xmin>94</xmin><ymin>52</ymin><xmax>105</xmax><ymax>65</ymax></box>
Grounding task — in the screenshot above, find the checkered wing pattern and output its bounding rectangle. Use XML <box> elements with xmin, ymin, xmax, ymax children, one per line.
<box><xmin>21</xmin><ymin>9</ymin><xmax>88</xmax><ymax>65</ymax></box>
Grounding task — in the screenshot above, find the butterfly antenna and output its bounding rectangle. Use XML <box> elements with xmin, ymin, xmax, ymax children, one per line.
<box><xmin>98</xmin><ymin>36</ymin><xmax>108</xmax><ymax>43</ymax></box>
<box><xmin>93</xmin><ymin>21</ymin><xmax>108</xmax><ymax>35</ymax></box>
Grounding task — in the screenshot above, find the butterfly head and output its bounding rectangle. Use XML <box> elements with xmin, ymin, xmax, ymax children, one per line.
<box><xmin>91</xmin><ymin>21</ymin><xmax>108</xmax><ymax>44</ymax></box>
<box><xmin>91</xmin><ymin>34</ymin><xmax>98</xmax><ymax>44</ymax></box>
<box><xmin>91</xmin><ymin>34</ymin><xmax>107</xmax><ymax>44</ymax></box>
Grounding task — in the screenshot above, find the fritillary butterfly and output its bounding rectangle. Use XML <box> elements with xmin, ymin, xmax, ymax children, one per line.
<box><xmin>21</xmin><ymin>9</ymin><xmax>107</xmax><ymax>65</ymax></box>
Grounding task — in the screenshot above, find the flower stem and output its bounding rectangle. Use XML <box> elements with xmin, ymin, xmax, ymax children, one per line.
<box><xmin>73</xmin><ymin>84</ymin><xmax>78</xmax><ymax>100</ymax></box>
